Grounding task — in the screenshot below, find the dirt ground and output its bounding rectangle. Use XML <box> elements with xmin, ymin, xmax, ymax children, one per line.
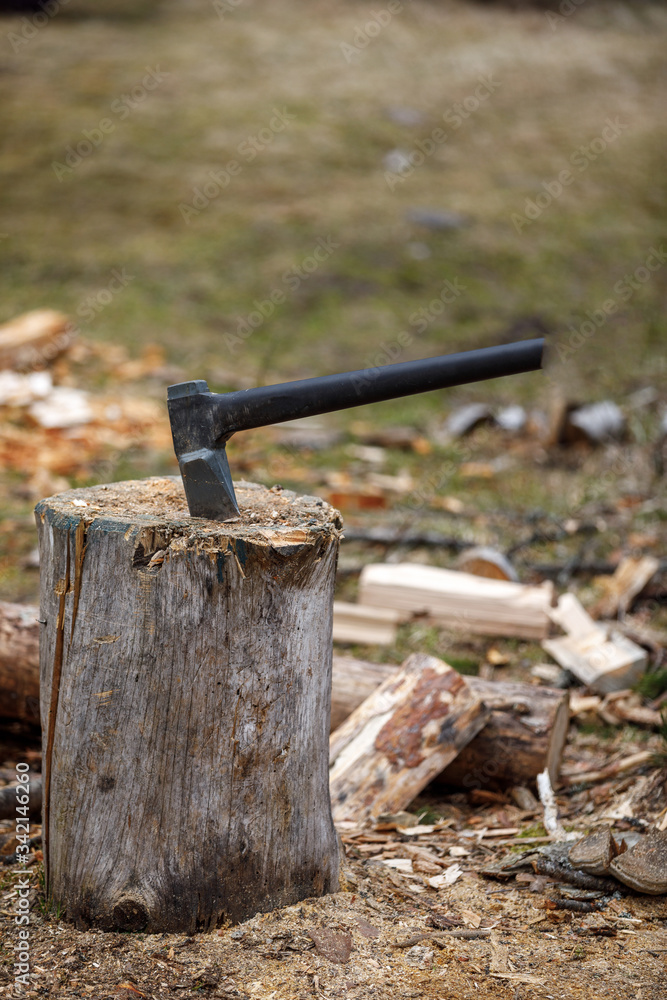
<box><xmin>1</xmin><ymin>723</ymin><xmax>666</xmax><ymax>999</ymax></box>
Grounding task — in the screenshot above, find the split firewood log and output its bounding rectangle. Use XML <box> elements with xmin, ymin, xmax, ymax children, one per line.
<box><xmin>331</xmin><ymin>656</ymin><xmax>569</xmax><ymax>788</ymax></box>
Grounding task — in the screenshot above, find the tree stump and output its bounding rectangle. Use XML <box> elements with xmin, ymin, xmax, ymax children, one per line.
<box><xmin>35</xmin><ymin>477</ymin><xmax>343</xmax><ymax>933</ymax></box>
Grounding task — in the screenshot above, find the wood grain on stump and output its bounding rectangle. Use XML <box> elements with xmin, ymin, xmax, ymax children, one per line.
<box><xmin>35</xmin><ymin>477</ymin><xmax>343</xmax><ymax>933</ymax></box>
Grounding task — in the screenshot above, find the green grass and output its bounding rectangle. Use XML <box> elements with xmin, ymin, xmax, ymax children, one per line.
<box><xmin>1</xmin><ymin>0</ymin><xmax>666</xmax><ymax>603</ymax></box>
<box><xmin>637</xmin><ymin>669</ymin><xmax>667</xmax><ymax>701</ymax></box>
<box><xmin>1</xmin><ymin>0</ymin><xmax>666</xmax><ymax>389</ymax></box>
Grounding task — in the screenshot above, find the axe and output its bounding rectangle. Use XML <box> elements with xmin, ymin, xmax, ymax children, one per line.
<box><xmin>167</xmin><ymin>338</ymin><xmax>544</xmax><ymax>521</ymax></box>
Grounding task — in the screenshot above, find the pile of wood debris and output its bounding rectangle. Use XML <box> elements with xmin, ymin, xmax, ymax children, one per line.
<box><xmin>1</xmin><ymin>308</ymin><xmax>666</xmax><ymax>996</ymax></box>
<box><xmin>0</xmin><ymin>310</ymin><xmax>174</xmax><ymax>501</ymax></box>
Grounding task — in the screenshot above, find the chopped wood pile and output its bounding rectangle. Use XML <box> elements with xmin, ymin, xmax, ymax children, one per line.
<box><xmin>1</xmin><ymin>305</ymin><xmax>666</xmax><ymax>974</ymax></box>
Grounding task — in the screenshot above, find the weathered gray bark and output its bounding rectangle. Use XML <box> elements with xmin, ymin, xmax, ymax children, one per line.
<box><xmin>36</xmin><ymin>477</ymin><xmax>343</xmax><ymax>933</ymax></box>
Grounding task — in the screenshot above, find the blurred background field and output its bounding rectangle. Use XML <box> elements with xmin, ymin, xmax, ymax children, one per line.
<box><xmin>0</xmin><ymin>0</ymin><xmax>666</xmax><ymax>613</ymax></box>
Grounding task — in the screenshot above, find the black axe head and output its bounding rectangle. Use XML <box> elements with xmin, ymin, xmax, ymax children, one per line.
<box><xmin>167</xmin><ymin>380</ymin><xmax>239</xmax><ymax>521</ymax></box>
<box><xmin>167</xmin><ymin>338</ymin><xmax>545</xmax><ymax>521</ymax></box>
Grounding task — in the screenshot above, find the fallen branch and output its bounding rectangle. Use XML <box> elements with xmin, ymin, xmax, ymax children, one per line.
<box><xmin>560</xmin><ymin>750</ymin><xmax>655</xmax><ymax>787</ymax></box>
<box><xmin>341</xmin><ymin>527</ymin><xmax>468</xmax><ymax>551</ymax></box>
<box><xmin>533</xmin><ymin>856</ymin><xmax>620</xmax><ymax>894</ymax></box>
<box><xmin>393</xmin><ymin>928</ymin><xmax>492</xmax><ymax>948</ymax></box>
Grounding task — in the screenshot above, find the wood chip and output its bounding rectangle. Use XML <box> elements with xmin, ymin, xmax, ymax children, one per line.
<box><xmin>307</xmin><ymin>927</ymin><xmax>352</xmax><ymax>964</ymax></box>
<box><xmin>491</xmin><ymin>973</ymin><xmax>545</xmax><ymax>985</ymax></box>
<box><xmin>355</xmin><ymin>918</ymin><xmax>380</xmax><ymax>940</ymax></box>
<box><xmin>428</xmin><ymin>864</ymin><xmax>464</xmax><ymax>888</ymax></box>
<box><xmin>0</xmin><ymin>309</ymin><xmax>73</xmax><ymax>370</ymax></box>
<box><xmin>561</xmin><ymin>750</ymin><xmax>654</xmax><ymax>786</ymax></box>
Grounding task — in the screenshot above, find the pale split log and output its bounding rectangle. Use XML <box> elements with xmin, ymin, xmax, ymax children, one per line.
<box><xmin>332</xmin><ymin>602</ymin><xmax>400</xmax><ymax>646</ymax></box>
<box><xmin>329</xmin><ymin>652</ymin><xmax>490</xmax><ymax>822</ymax></box>
<box><xmin>591</xmin><ymin>555</ymin><xmax>659</xmax><ymax>619</ymax></box>
<box><xmin>331</xmin><ymin>656</ymin><xmax>569</xmax><ymax>789</ymax></box>
<box><xmin>0</xmin><ymin>601</ymin><xmax>41</xmax><ymax>723</ymax></box>
<box><xmin>543</xmin><ymin>592</ymin><xmax>647</xmax><ymax>693</ymax></box>
<box><xmin>36</xmin><ymin>476</ymin><xmax>342</xmax><ymax>933</ymax></box>
<box><xmin>358</xmin><ymin>563</ymin><xmax>553</xmax><ymax>639</ymax></box>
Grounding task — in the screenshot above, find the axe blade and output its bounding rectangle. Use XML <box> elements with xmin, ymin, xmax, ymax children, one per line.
<box><xmin>178</xmin><ymin>445</ymin><xmax>239</xmax><ymax>521</ymax></box>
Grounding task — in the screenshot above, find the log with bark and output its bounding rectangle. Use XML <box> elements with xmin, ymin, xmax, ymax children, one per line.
<box><xmin>329</xmin><ymin>653</ymin><xmax>490</xmax><ymax>822</ymax></box>
<box><xmin>0</xmin><ymin>601</ymin><xmax>41</xmax><ymax>723</ymax></box>
<box><xmin>441</xmin><ymin>676</ymin><xmax>569</xmax><ymax>790</ymax></box>
<box><xmin>0</xmin><ymin>778</ymin><xmax>42</xmax><ymax>821</ymax></box>
<box><xmin>36</xmin><ymin>477</ymin><xmax>343</xmax><ymax>933</ymax></box>
<box><xmin>331</xmin><ymin>656</ymin><xmax>569</xmax><ymax>788</ymax></box>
